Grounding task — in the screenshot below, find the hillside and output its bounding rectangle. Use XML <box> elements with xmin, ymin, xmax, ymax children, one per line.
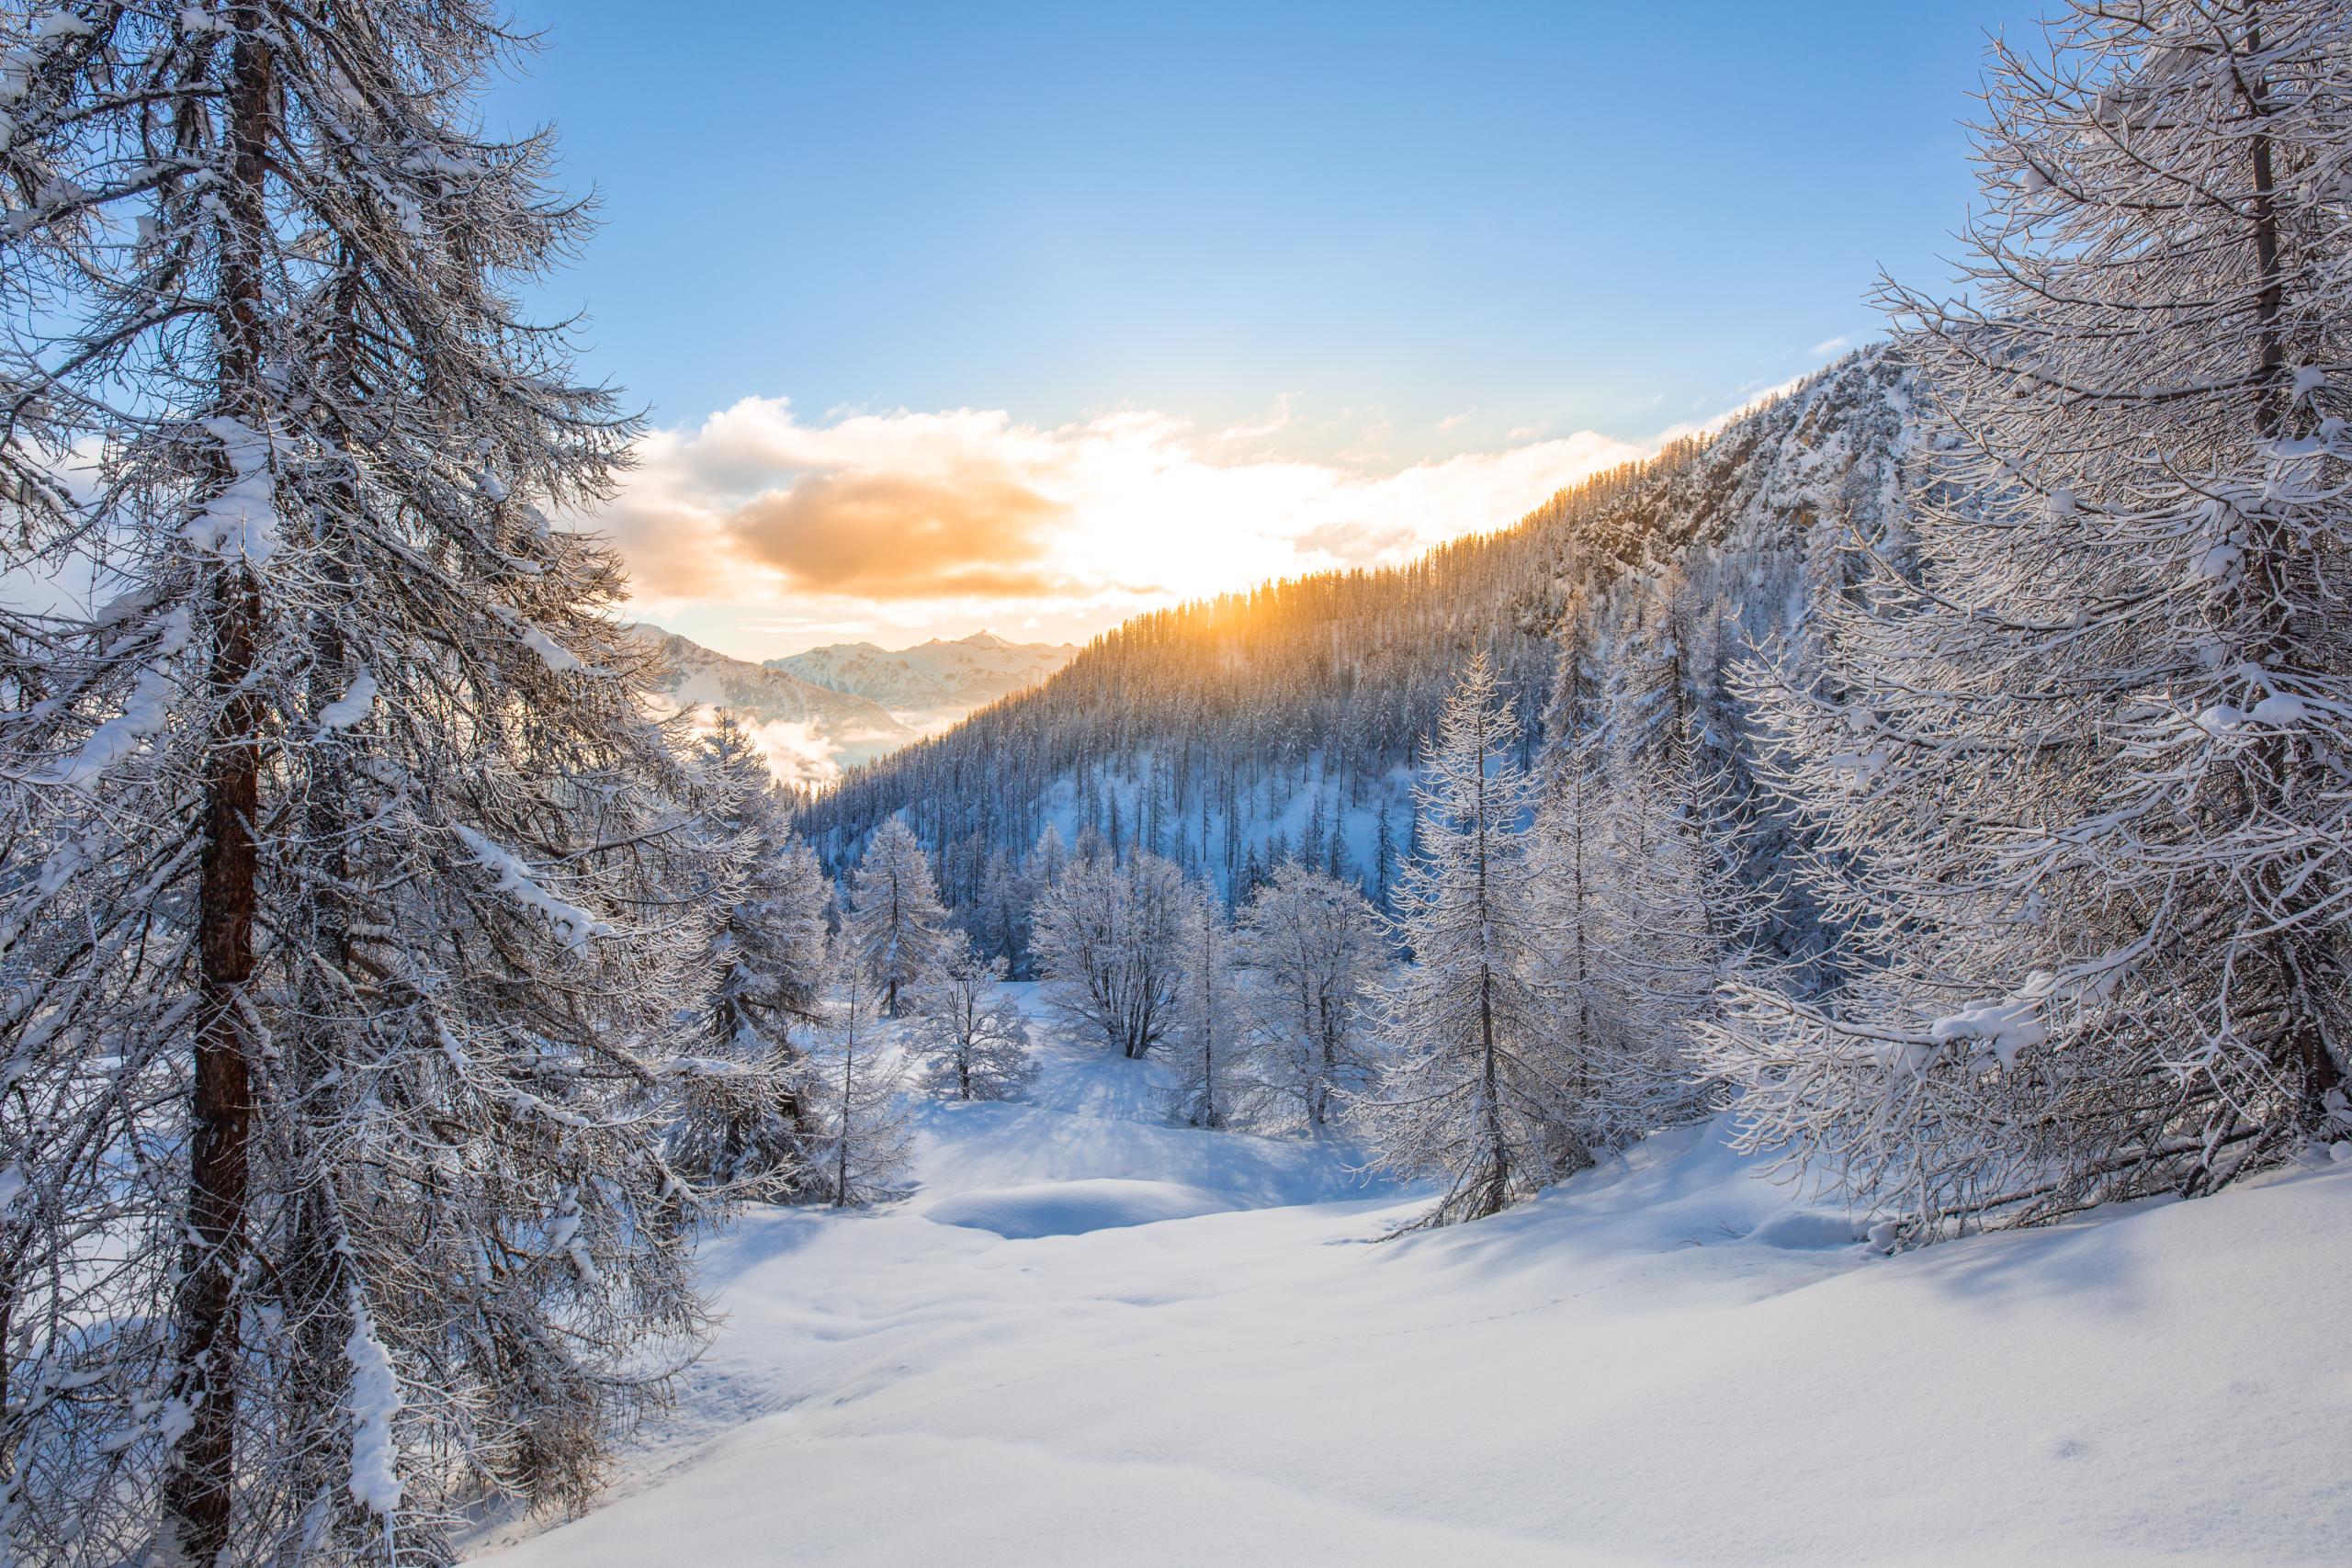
<box><xmin>471</xmin><ymin>988</ymin><xmax>2352</xmax><ymax>1567</ymax></box>
<box><xmin>630</xmin><ymin>624</ymin><xmax>917</xmax><ymax>782</ymax></box>
<box><xmin>795</xmin><ymin>347</ymin><xmax>1916</xmax><ymax>926</ymax></box>
<box><xmin>769</xmin><ymin>630</ymin><xmax>1079</xmax><ymax>734</ymax></box>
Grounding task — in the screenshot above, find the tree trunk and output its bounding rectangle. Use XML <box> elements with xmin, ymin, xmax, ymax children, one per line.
<box><xmin>158</xmin><ymin>25</ymin><xmax>275</xmax><ymax>1562</ymax></box>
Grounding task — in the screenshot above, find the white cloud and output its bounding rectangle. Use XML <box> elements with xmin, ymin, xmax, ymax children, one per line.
<box><xmin>1436</xmin><ymin>408</ymin><xmax>1475</xmax><ymax>433</ymax></box>
<box><xmin>582</xmin><ymin>397</ymin><xmax>1645</xmax><ymax>657</ymax></box>
<box><xmin>1809</xmin><ymin>334</ymin><xmax>1850</xmax><ymax>357</ymax></box>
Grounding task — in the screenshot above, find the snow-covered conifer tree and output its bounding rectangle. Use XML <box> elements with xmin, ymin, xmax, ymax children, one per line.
<box><xmin>846</xmin><ymin>815</ymin><xmax>952</xmax><ymax>1017</ymax></box>
<box><xmin>1704</xmin><ymin>1</ymin><xmax>2352</xmax><ymax>1236</ymax></box>
<box><xmin>1236</xmin><ymin>862</ymin><xmax>1385</xmax><ymax>1134</ymax></box>
<box><xmin>973</xmin><ymin>848</ymin><xmax>1030</xmax><ymax>974</ymax></box>
<box><xmin>1031</xmin><ymin>821</ymin><xmax>1069</xmax><ymax>892</ymax></box>
<box><xmin>1031</xmin><ymin>850</ymin><xmax>1191</xmax><ymax>1057</ymax></box>
<box><xmin>915</xmin><ymin>935</ymin><xmax>1035</xmax><ymax>1100</ymax></box>
<box><xmin>1357</xmin><ymin>656</ymin><xmax>1588</xmax><ymax>1225</ymax></box>
<box><xmin>666</xmin><ymin>716</ymin><xmax>831</xmax><ymax>1196</ymax></box>
<box><xmin>1167</xmin><ymin>881</ymin><xmax>1242</xmax><ymax>1127</ymax></box>
<box><xmin>1565</xmin><ymin>592</ymin><xmax>1753</xmax><ymax>1143</ymax></box>
<box><xmin>0</xmin><ymin>5</ymin><xmax>720</xmax><ymax>1560</ymax></box>
<box><xmin>805</xmin><ymin>939</ymin><xmax>914</xmax><ymax>1207</ymax></box>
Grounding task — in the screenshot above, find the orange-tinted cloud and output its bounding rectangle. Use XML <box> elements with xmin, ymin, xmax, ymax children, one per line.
<box><xmin>727</xmin><ymin>469</ymin><xmax>1066</xmax><ymax>599</ymax></box>
<box><xmin>576</xmin><ymin>396</ymin><xmax>1654</xmax><ymax>629</ymax></box>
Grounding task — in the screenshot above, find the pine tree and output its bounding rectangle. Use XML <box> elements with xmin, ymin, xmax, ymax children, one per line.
<box><xmin>915</xmin><ymin>935</ymin><xmax>1036</xmax><ymax>1101</ymax></box>
<box><xmin>1706</xmin><ymin>1</ymin><xmax>2352</xmax><ymax>1238</ymax></box>
<box><xmin>1236</xmin><ymin>862</ymin><xmax>1385</xmax><ymax>1135</ymax></box>
<box><xmin>1357</xmin><ymin>656</ymin><xmax>1586</xmax><ymax>1226</ymax></box>
<box><xmin>847</xmin><ymin>816</ymin><xmax>952</xmax><ymax>1017</ymax></box>
<box><xmin>0</xmin><ymin>5</ymin><xmax>715</xmax><ymax>1559</ymax></box>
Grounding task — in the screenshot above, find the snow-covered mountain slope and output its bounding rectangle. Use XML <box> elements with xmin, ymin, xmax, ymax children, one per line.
<box><xmin>797</xmin><ymin>348</ymin><xmax>1916</xmax><ymax>922</ymax></box>
<box><xmin>470</xmin><ymin>987</ymin><xmax>2350</xmax><ymax>1567</ymax></box>
<box><xmin>769</xmin><ymin>630</ymin><xmax>1078</xmax><ymax>733</ymax></box>
<box><xmin>630</xmin><ymin>624</ymin><xmax>917</xmax><ymax>782</ymax></box>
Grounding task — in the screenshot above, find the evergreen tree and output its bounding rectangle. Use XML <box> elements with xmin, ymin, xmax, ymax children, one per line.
<box><xmin>0</xmin><ymin>5</ymin><xmax>715</xmax><ymax>1558</ymax></box>
<box><xmin>1357</xmin><ymin>657</ymin><xmax>1586</xmax><ymax>1226</ymax></box>
<box><xmin>847</xmin><ymin>816</ymin><xmax>952</xmax><ymax>1017</ymax></box>
<box><xmin>1031</xmin><ymin>821</ymin><xmax>1069</xmax><ymax>892</ymax></box>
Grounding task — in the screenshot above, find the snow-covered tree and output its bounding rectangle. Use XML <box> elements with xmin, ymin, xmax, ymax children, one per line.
<box><xmin>1031</xmin><ymin>850</ymin><xmax>1191</xmax><ymax>1058</ymax></box>
<box><xmin>1236</xmin><ymin>862</ymin><xmax>1385</xmax><ymax>1134</ymax></box>
<box><xmin>971</xmin><ymin>848</ymin><xmax>1031</xmax><ymax>974</ymax></box>
<box><xmin>805</xmin><ymin>940</ymin><xmax>915</xmax><ymax>1207</ymax></box>
<box><xmin>0</xmin><ymin>5</ymin><xmax>719</xmax><ymax>1560</ymax></box>
<box><xmin>846</xmin><ymin>815</ymin><xmax>952</xmax><ymax>1017</ymax></box>
<box><xmin>1357</xmin><ymin>656</ymin><xmax>1587</xmax><ymax>1226</ymax></box>
<box><xmin>1538</xmin><ymin>592</ymin><xmax>1753</xmax><ymax>1146</ymax></box>
<box><xmin>666</xmin><ymin>716</ymin><xmax>831</xmax><ymax>1196</ymax></box>
<box><xmin>1704</xmin><ymin>1</ymin><xmax>2352</xmax><ymax>1238</ymax></box>
<box><xmin>1032</xmin><ymin>821</ymin><xmax>1069</xmax><ymax>892</ymax></box>
<box><xmin>915</xmin><ymin>935</ymin><xmax>1035</xmax><ymax>1100</ymax></box>
<box><xmin>1166</xmin><ymin>880</ymin><xmax>1243</xmax><ymax>1127</ymax></box>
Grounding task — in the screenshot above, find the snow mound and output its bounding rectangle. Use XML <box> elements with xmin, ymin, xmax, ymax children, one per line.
<box><xmin>922</xmin><ymin>1179</ymin><xmax>1234</xmax><ymax>1238</ymax></box>
<box><xmin>1745</xmin><ymin>1210</ymin><xmax>1864</xmax><ymax>1250</ymax></box>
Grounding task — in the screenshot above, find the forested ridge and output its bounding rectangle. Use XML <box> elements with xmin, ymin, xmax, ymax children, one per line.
<box><xmin>799</xmin><ymin>347</ymin><xmax>1914</xmax><ymax>951</ymax></box>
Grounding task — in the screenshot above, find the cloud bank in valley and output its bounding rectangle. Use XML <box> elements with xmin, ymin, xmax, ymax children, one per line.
<box><xmin>587</xmin><ymin>397</ymin><xmax>1646</xmax><ymax>655</ymax></box>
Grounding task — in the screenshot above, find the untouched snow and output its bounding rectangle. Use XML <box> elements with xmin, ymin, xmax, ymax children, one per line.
<box><xmin>475</xmin><ymin>987</ymin><xmax>2352</xmax><ymax>1566</ymax></box>
<box><xmin>923</xmin><ymin>1179</ymin><xmax>1238</xmax><ymax>1239</ymax></box>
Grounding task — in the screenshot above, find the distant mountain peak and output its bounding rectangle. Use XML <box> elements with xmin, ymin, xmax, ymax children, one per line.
<box><xmin>627</xmin><ymin>623</ymin><xmax>914</xmax><ymax>782</ymax></box>
<box><xmin>765</xmin><ymin>631</ymin><xmax>1080</xmax><ymax>734</ymax></box>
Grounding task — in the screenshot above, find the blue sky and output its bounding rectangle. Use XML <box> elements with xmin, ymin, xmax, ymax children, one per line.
<box><xmin>481</xmin><ymin>2</ymin><xmax>2041</xmax><ymax>661</ymax></box>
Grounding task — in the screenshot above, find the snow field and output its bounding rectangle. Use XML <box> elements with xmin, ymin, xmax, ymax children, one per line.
<box><xmin>476</xmin><ymin>987</ymin><xmax>2352</xmax><ymax>1566</ymax></box>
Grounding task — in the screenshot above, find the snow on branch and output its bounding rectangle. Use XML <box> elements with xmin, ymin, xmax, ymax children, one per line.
<box><xmin>450</xmin><ymin>824</ymin><xmax>614</xmax><ymax>948</ymax></box>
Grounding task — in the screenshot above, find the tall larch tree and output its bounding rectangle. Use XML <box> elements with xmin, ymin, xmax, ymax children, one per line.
<box><xmin>0</xmin><ymin>3</ymin><xmax>722</xmax><ymax>1560</ymax></box>
<box><xmin>846</xmin><ymin>815</ymin><xmax>952</xmax><ymax>1017</ymax></box>
<box><xmin>1705</xmin><ymin>0</ymin><xmax>2352</xmax><ymax>1238</ymax></box>
<box><xmin>1359</xmin><ymin>656</ymin><xmax>1585</xmax><ymax>1227</ymax></box>
<box><xmin>666</xmin><ymin>715</ymin><xmax>831</xmax><ymax>1196</ymax></box>
<box><xmin>1168</xmin><ymin>878</ymin><xmax>1241</xmax><ymax>1128</ymax></box>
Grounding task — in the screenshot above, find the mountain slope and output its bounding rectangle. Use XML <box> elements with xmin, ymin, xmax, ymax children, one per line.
<box><xmin>631</xmin><ymin>625</ymin><xmax>918</xmax><ymax>782</ymax></box>
<box><xmin>795</xmin><ymin>348</ymin><xmax>1917</xmax><ymax>924</ymax></box>
<box><xmin>769</xmin><ymin>630</ymin><xmax>1078</xmax><ymax>733</ymax></box>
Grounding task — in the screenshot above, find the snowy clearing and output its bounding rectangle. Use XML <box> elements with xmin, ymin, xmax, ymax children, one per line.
<box><xmin>472</xmin><ymin>987</ymin><xmax>2349</xmax><ymax>1566</ymax></box>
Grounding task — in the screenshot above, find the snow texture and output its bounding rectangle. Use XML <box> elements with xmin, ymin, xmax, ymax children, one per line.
<box><xmin>344</xmin><ymin>1303</ymin><xmax>404</xmax><ymax>1515</ymax></box>
<box><xmin>922</xmin><ymin>1179</ymin><xmax>1234</xmax><ymax>1238</ymax></box>
<box><xmin>449</xmin><ymin>825</ymin><xmax>613</xmax><ymax>948</ymax></box>
<box><xmin>315</xmin><ymin>665</ymin><xmax>378</xmax><ymax>734</ymax></box>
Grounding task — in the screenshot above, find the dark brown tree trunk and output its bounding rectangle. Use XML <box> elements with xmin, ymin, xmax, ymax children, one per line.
<box><xmin>159</xmin><ymin>22</ymin><xmax>275</xmax><ymax>1562</ymax></box>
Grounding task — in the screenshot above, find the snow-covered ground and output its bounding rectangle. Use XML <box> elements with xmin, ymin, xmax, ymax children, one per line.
<box><xmin>474</xmin><ymin>987</ymin><xmax>2352</xmax><ymax>1565</ymax></box>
